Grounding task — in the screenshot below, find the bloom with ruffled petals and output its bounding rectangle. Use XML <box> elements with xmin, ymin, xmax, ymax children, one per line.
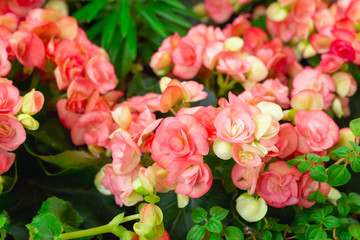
<box><xmin>0</xmin><ymin>79</ymin><xmax>22</xmax><ymax>115</ymax></box>
<box><xmin>0</xmin><ymin>148</ymin><xmax>15</xmax><ymax>174</ymax></box>
<box><xmin>0</xmin><ymin>114</ymin><xmax>26</xmax><ymax>151</ymax></box>
<box><xmin>298</xmin><ymin>172</ymin><xmax>331</xmax><ymax>208</ymax></box>
<box><xmin>204</xmin><ymin>0</ymin><xmax>234</xmax><ymax>24</ymax></box>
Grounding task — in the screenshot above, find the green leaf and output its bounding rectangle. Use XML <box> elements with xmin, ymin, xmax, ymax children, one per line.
<box><xmin>73</xmin><ymin>0</ymin><xmax>106</xmax><ymax>22</ymax></box>
<box><xmin>155</xmin><ymin>9</ymin><xmax>192</xmax><ymax>29</ymax></box>
<box><xmin>298</xmin><ymin>161</ymin><xmax>312</xmax><ymax>173</ymax></box>
<box><xmin>160</xmin><ymin>0</ymin><xmax>186</xmax><ymax>10</ymax></box>
<box><xmin>191</xmin><ymin>207</ymin><xmax>207</xmax><ymax>223</ymax></box>
<box><xmin>144</xmin><ymin>195</ymin><xmax>160</xmax><ymax>204</ymax></box>
<box><xmin>205</xmin><ymin>218</ymin><xmax>223</xmax><ymax>234</ymax></box>
<box><xmin>224</xmin><ymin>226</ymin><xmax>244</xmax><ymax>240</ymax></box>
<box><xmin>209</xmin><ymin>206</ymin><xmax>229</xmax><ymax>221</ymax></box>
<box><xmin>305</xmin><ymin>225</ymin><xmax>327</xmax><ymax>240</ymax></box>
<box><xmin>273</xmin><ymin>232</ymin><xmax>284</xmax><ymax>240</ymax></box>
<box><xmin>210</xmin><ymin>233</ymin><xmax>221</xmax><ymax>240</ymax></box>
<box><xmin>332</xmin><ymin>146</ymin><xmax>351</xmax><ymax>158</ymax></box>
<box><xmin>307</xmin><ymin>154</ymin><xmax>320</xmax><ymax>163</ymax></box>
<box><xmin>324</xmin><ymin>216</ymin><xmax>341</xmax><ymax>228</ymax></box>
<box><xmin>287</xmin><ymin>155</ymin><xmax>306</xmax><ymax>167</ymax></box>
<box><xmin>349</xmin><ymin>224</ymin><xmax>360</xmax><ymax>239</ymax></box>
<box><xmin>86</xmin><ymin>19</ymin><xmax>106</xmax><ymax>40</ymax></box>
<box><xmin>186</xmin><ymin>225</ymin><xmax>205</xmax><ymax>240</ymax></box>
<box><xmin>350</xmin><ymin>118</ymin><xmax>360</xmax><ymax>137</ymax></box>
<box><xmin>251</xmin><ymin>15</ymin><xmax>267</xmax><ymax>30</ymax></box>
<box><xmin>351</xmin><ymin>156</ymin><xmax>360</xmax><ymax>173</ymax></box>
<box><xmin>327</xmin><ymin>164</ymin><xmax>351</xmax><ymax>186</ymax></box>
<box><xmin>138</xmin><ymin>7</ymin><xmax>167</xmax><ymax>37</ymax></box>
<box><xmin>126</xmin><ymin>18</ymin><xmax>137</xmax><ymax>60</ymax></box>
<box><xmin>0</xmin><ymin>211</ymin><xmax>10</xmax><ymax>232</ymax></box>
<box><xmin>120</xmin><ymin>0</ymin><xmax>130</xmax><ymax>37</ymax></box>
<box><xmin>337</xmin><ymin>204</ymin><xmax>351</xmax><ymax>217</ymax></box>
<box><xmin>307</xmin><ymin>55</ymin><xmax>321</xmax><ymax>68</ymax></box>
<box><xmin>307</xmin><ymin>190</ymin><xmax>327</xmax><ymax>203</ymax></box>
<box><xmin>339</xmin><ymin>231</ymin><xmax>352</xmax><ymax>240</ymax></box>
<box><xmin>101</xmin><ymin>11</ymin><xmax>118</xmax><ymax>49</ymax></box>
<box><xmin>309</xmin><ymin>165</ymin><xmax>328</xmax><ymax>182</ymax></box>
<box><xmin>38</xmin><ymin>197</ymin><xmax>83</xmax><ymax>231</ymax></box>
<box><xmin>349</xmin><ymin>141</ymin><xmax>360</xmax><ymax>151</ymax></box>
<box><xmin>263</xmin><ymin>231</ymin><xmax>272</xmax><ymax>240</ymax></box>
<box><xmin>349</xmin><ymin>192</ymin><xmax>360</xmax><ymax>206</ymax></box>
<box><xmin>26</xmin><ymin>213</ymin><xmax>62</xmax><ymax>240</ymax></box>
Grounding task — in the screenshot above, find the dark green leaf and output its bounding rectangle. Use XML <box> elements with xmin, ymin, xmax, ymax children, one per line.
<box><xmin>73</xmin><ymin>0</ymin><xmax>106</xmax><ymax>22</ymax></box>
<box><xmin>327</xmin><ymin>164</ymin><xmax>351</xmax><ymax>186</ymax></box>
<box><xmin>138</xmin><ymin>7</ymin><xmax>167</xmax><ymax>37</ymax></box>
<box><xmin>26</xmin><ymin>213</ymin><xmax>62</xmax><ymax>240</ymax></box>
<box><xmin>209</xmin><ymin>206</ymin><xmax>229</xmax><ymax>221</ymax></box>
<box><xmin>324</xmin><ymin>216</ymin><xmax>341</xmax><ymax>228</ymax></box>
<box><xmin>307</xmin><ymin>190</ymin><xmax>327</xmax><ymax>203</ymax></box>
<box><xmin>309</xmin><ymin>165</ymin><xmax>328</xmax><ymax>182</ymax></box>
<box><xmin>337</xmin><ymin>204</ymin><xmax>350</xmax><ymax>217</ymax></box>
<box><xmin>298</xmin><ymin>161</ymin><xmax>312</xmax><ymax>173</ymax></box>
<box><xmin>307</xmin><ymin>154</ymin><xmax>320</xmax><ymax>163</ymax></box>
<box><xmin>120</xmin><ymin>0</ymin><xmax>130</xmax><ymax>37</ymax></box>
<box><xmin>38</xmin><ymin>197</ymin><xmax>82</xmax><ymax>231</ymax></box>
<box><xmin>87</xmin><ymin>19</ymin><xmax>106</xmax><ymax>40</ymax></box>
<box><xmin>286</xmin><ymin>155</ymin><xmax>306</xmax><ymax>167</ymax></box>
<box><xmin>160</xmin><ymin>0</ymin><xmax>186</xmax><ymax>10</ymax></box>
<box><xmin>305</xmin><ymin>225</ymin><xmax>327</xmax><ymax>240</ymax></box>
<box><xmin>224</xmin><ymin>226</ymin><xmax>244</xmax><ymax>240</ymax></box>
<box><xmin>307</xmin><ymin>55</ymin><xmax>321</xmax><ymax>68</ymax></box>
<box><xmin>191</xmin><ymin>207</ymin><xmax>207</xmax><ymax>223</ymax></box>
<box><xmin>350</xmin><ymin>118</ymin><xmax>360</xmax><ymax>137</ymax></box>
<box><xmin>101</xmin><ymin>11</ymin><xmax>118</xmax><ymax>49</ymax></box>
<box><xmin>155</xmin><ymin>10</ymin><xmax>192</xmax><ymax>29</ymax></box>
<box><xmin>273</xmin><ymin>232</ymin><xmax>284</xmax><ymax>240</ymax></box>
<box><xmin>210</xmin><ymin>233</ymin><xmax>221</xmax><ymax>240</ymax></box>
<box><xmin>349</xmin><ymin>224</ymin><xmax>360</xmax><ymax>239</ymax></box>
<box><xmin>186</xmin><ymin>225</ymin><xmax>205</xmax><ymax>240</ymax></box>
<box><xmin>126</xmin><ymin>18</ymin><xmax>137</xmax><ymax>60</ymax></box>
<box><xmin>251</xmin><ymin>15</ymin><xmax>267</xmax><ymax>30</ymax></box>
<box><xmin>351</xmin><ymin>156</ymin><xmax>360</xmax><ymax>173</ymax></box>
<box><xmin>263</xmin><ymin>231</ymin><xmax>272</xmax><ymax>240</ymax></box>
<box><xmin>332</xmin><ymin>146</ymin><xmax>351</xmax><ymax>158</ymax></box>
<box><xmin>339</xmin><ymin>231</ymin><xmax>352</xmax><ymax>240</ymax></box>
<box><xmin>349</xmin><ymin>141</ymin><xmax>360</xmax><ymax>151</ymax></box>
<box><xmin>349</xmin><ymin>192</ymin><xmax>360</xmax><ymax>206</ymax></box>
<box><xmin>205</xmin><ymin>218</ymin><xmax>223</xmax><ymax>234</ymax></box>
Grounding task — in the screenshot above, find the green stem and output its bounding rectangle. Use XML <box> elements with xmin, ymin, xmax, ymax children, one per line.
<box><xmin>121</xmin><ymin>214</ymin><xmax>140</xmax><ymax>223</ymax></box>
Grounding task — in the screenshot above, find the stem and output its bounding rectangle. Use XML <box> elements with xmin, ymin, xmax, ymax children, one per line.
<box><xmin>333</xmin><ymin>157</ymin><xmax>346</xmax><ymax>165</ymax></box>
<box><xmin>169</xmin><ymin>108</ymin><xmax>176</xmax><ymax>116</ymax></box>
<box><xmin>121</xmin><ymin>214</ymin><xmax>140</xmax><ymax>223</ymax></box>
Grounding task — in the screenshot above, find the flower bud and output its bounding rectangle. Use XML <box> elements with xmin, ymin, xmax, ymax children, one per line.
<box><xmin>327</xmin><ymin>187</ymin><xmax>341</xmax><ymax>205</ymax></box>
<box><xmin>21</xmin><ymin>89</ymin><xmax>44</xmax><ymax>115</ymax></box>
<box><xmin>138</xmin><ymin>166</ymin><xmax>156</xmax><ymax>194</ymax></box>
<box><xmin>94</xmin><ymin>165</ymin><xmax>112</xmax><ymax>195</ymax></box>
<box><xmin>111</xmin><ymin>105</ymin><xmax>132</xmax><ymax>130</ymax></box>
<box><xmin>159</xmin><ymin>77</ymin><xmax>172</xmax><ymax>93</ymax></box>
<box><xmin>213</xmin><ymin>138</ymin><xmax>233</xmax><ymax>160</ymax></box>
<box><xmin>257</xmin><ymin>101</ymin><xmax>283</xmax><ymax>121</ymax></box>
<box><xmin>150</xmin><ymin>51</ymin><xmax>172</xmax><ymax>73</ymax></box>
<box><xmin>303</xmin><ymin>44</ymin><xmax>317</xmax><ymax>59</ymax></box>
<box><xmin>336</xmin><ymin>128</ymin><xmax>359</xmax><ymax>149</ymax></box>
<box><xmin>266</xmin><ymin>2</ymin><xmax>288</xmax><ymax>22</ymax></box>
<box><xmin>224</xmin><ymin>37</ymin><xmax>244</xmax><ymax>52</ymax></box>
<box><xmin>332</xmin><ymin>72</ymin><xmax>357</xmax><ymax>97</ymax></box>
<box><xmin>332</xmin><ymin>97</ymin><xmax>344</xmax><ymax>118</ymax></box>
<box><xmin>177</xmin><ymin>194</ymin><xmax>189</xmax><ymax>208</ymax></box>
<box><xmin>291</xmin><ymin>90</ymin><xmax>324</xmax><ymax>111</ymax></box>
<box><xmin>236</xmin><ymin>193</ymin><xmax>268</xmax><ymax>222</ymax></box>
<box><xmin>134</xmin><ymin>204</ymin><xmax>164</xmax><ymax>238</ymax></box>
<box><xmin>17</xmin><ymin>114</ymin><xmax>39</xmax><ymax>130</ymax></box>
<box><xmin>245</xmin><ymin>56</ymin><xmax>268</xmax><ymax>82</ymax></box>
<box><xmin>44</xmin><ymin>0</ymin><xmax>69</xmax><ymax>16</ymax></box>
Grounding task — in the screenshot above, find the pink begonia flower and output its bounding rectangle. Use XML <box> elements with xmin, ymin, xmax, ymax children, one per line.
<box><xmin>329</xmin><ymin>39</ymin><xmax>355</xmax><ymax>62</ymax></box>
<box><xmin>204</xmin><ymin>0</ymin><xmax>234</xmax><ymax>24</ymax></box>
<box><xmin>10</xmin><ymin>30</ymin><xmax>46</xmax><ymax>69</ymax></box>
<box><xmin>298</xmin><ymin>172</ymin><xmax>331</xmax><ymax>208</ymax></box>
<box><xmin>295</xmin><ymin>110</ymin><xmax>339</xmax><ymax>153</ymax></box>
<box><xmin>166</xmin><ymin>155</ymin><xmax>213</xmax><ymax>198</ymax></box>
<box><xmin>256</xmin><ymin>161</ymin><xmax>302</xmax><ymax>208</ymax></box>
<box><xmin>266</xmin><ymin>16</ymin><xmax>296</xmax><ymax>43</ymax></box>
<box><xmin>0</xmin><ymin>79</ymin><xmax>22</xmax><ymax>115</ymax></box>
<box><xmin>56</xmin><ymin>98</ymin><xmax>82</xmax><ymax>129</ymax></box>
<box><xmin>171</xmin><ymin>38</ymin><xmax>204</xmax><ymax>79</ymax></box>
<box><xmin>243</xmin><ymin>27</ymin><xmax>268</xmax><ymax>52</ymax></box>
<box><xmin>54</xmin><ymin>39</ymin><xmax>86</xmax><ymax>90</ymax></box>
<box><xmin>110</xmin><ymin>130</ymin><xmax>141</xmax><ymax>175</ymax></box>
<box><xmin>0</xmin><ymin>114</ymin><xmax>26</xmax><ymax>151</ymax></box>
<box><xmin>318</xmin><ymin>53</ymin><xmax>344</xmax><ymax>73</ymax></box>
<box><xmin>232</xmin><ymin>163</ymin><xmax>264</xmax><ymax>195</ymax></box>
<box><xmin>150</xmin><ymin>50</ymin><xmax>171</xmax><ymax>73</ymax></box>
<box><xmin>86</xmin><ymin>56</ymin><xmax>117</xmax><ymax>94</ymax></box>
<box><xmin>267</xmin><ymin>123</ymin><xmax>298</xmax><ymax>159</ymax></box>
<box><xmin>101</xmin><ymin>165</ymin><xmax>143</xmax><ymax>207</ymax></box>
<box><xmin>186</xmin><ymin>24</ymin><xmax>226</xmax><ymax>46</ymax></box>
<box><xmin>0</xmin><ymin>44</ymin><xmax>11</xmax><ymax>77</ymax></box>
<box><xmin>214</xmin><ymin>106</ymin><xmax>255</xmax><ymax>144</ymax></box>
<box><xmin>232</xmin><ymin>143</ymin><xmax>263</xmax><ymax>168</ymax></box>
<box><xmin>291</xmin><ymin>0</ymin><xmax>316</xmax><ymax>21</ymax></box>
<box><xmin>151</xmin><ymin>114</ymin><xmax>209</xmax><ymax>169</ymax></box>
<box><xmin>0</xmin><ymin>148</ymin><xmax>15</xmax><ymax>174</ymax></box>
<box><xmin>346</xmin><ymin>0</ymin><xmax>360</xmax><ymax>22</ymax></box>
<box><xmin>203</xmin><ymin>41</ymin><xmax>224</xmax><ymax>70</ymax></box>
<box><xmin>291</xmin><ymin>90</ymin><xmax>324</xmax><ymax>111</ymax></box>
<box><xmin>0</xmin><ymin>13</ymin><xmax>19</xmax><ymax>33</ymax></box>
<box><xmin>313</xmin><ymin>9</ymin><xmax>335</xmax><ymax>32</ymax></box>
<box><xmin>223</xmin><ymin>14</ymin><xmax>251</xmax><ymax>37</ymax></box>
<box><xmin>121</xmin><ymin>93</ymin><xmax>161</xmax><ymax>113</ymax></box>
<box><xmin>291</xmin><ymin>67</ymin><xmax>336</xmax><ymax>109</ymax></box>
<box><xmin>7</xmin><ymin>0</ymin><xmax>45</xmax><ymax>18</ymax></box>
<box><xmin>309</xmin><ymin>33</ymin><xmax>333</xmax><ymax>54</ymax></box>
<box><xmin>159</xmin><ymin>79</ymin><xmax>184</xmax><ymax>113</ymax></box>
<box><xmin>216</xmin><ymin>52</ymin><xmax>251</xmax><ymax>81</ymax></box>
<box><xmin>71</xmin><ymin>111</ymin><xmax>113</xmax><ymax>147</ymax></box>
<box><xmin>181</xmin><ymin>81</ymin><xmax>208</xmax><ymax>103</ymax></box>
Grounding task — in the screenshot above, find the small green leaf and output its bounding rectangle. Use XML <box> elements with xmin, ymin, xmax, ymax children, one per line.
<box><xmin>38</xmin><ymin>197</ymin><xmax>82</xmax><ymax>230</ymax></box>
<box><xmin>307</xmin><ymin>153</ymin><xmax>320</xmax><ymax>163</ymax></box>
<box><xmin>191</xmin><ymin>207</ymin><xmax>207</xmax><ymax>223</ymax></box>
<box><xmin>286</xmin><ymin>155</ymin><xmax>305</xmax><ymax>167</ymax></box>
<box><xmin>307</xmin><ymin>190</ymin><xmax>327</xmax><ymax>203</ymax></box>
<box><xmin>273</xmin><ymin>232</ymin><xmax>284</xmax><ymax>240</ymax></box>
<box><xmin>26</xmin><ymin>213</ymin><xmax>62</xmax><ymax>240</ymax></box>
<box><xmin>101</xmin><ymin>11</ymin><xmax>118</xmax><ymax>49</ymax></box>
<box><xmin>350</xmin><ymin>118</ymin><xmax>360</xmax><ymax>137</ymax></box>
<box><xmin>349</xmin><ymin>141</ymin><xmax>360</xmax><ymax>151</ymax></box>
<box><xmin>209</xmin><ymin>206</ymin><xmax>229</xmax><ymax>221</ymax></box>
<box><xmin>120</xmin><ymin>0</ymin><xmax>130</xmax><ymax>37</ymax></box>
<box><xmin>309</xmin><ymin>165</ymin><xmax>328</xmax><ymax>182</ymax></box>
<box><xmin>324</xmin><ymin>216</ymin><xmax>341</xmax><ymax>228</ymax></box>
<box><xmin>138</xmin><ymin>7</ymin><xmax>167</xmax><ymax>37</ymax></box>
<box><xmin>349</xmin><ymin>224</ymin><xmax>360</xmax><ymax>239</ymax></box>
<box><xmin>332</xmin><ymin>146</ymin><xmax>351</xmax><ymax>158</ymax></box>
<box><xmin>349</xmin><ymin>192</ymin><xmax>360</xmax><ymax>206</ymax></box>
<box><xmin>126</xmin><ymin>18</ymin><xmax>137</xmax><ymax>60</ymax></box>
<box><xmin>327</xmin><ymin>164</ymin><xmax>351</xmax><ymax>186</ymax></box>
<box><xmin>298</xmin><ymin>161</ymin><xmax>312</xmax><ymax>173</ymax></box>
<box><xmin>205</xmin><ymin>218</ymin><xmax>223</xmax><ymax>234</ymax></box>
<box><xmin>263</xmin><ymin>231</ymin><xmax>272</xmax><ymax>240</ymax></box>
<box><xmin>339</xmin><ymin>231</ymin><xmax>352</xmax><ymax>240</ymax></box>
<box><xmin>224</xmin><ymin>226</ymin><xmax>244</xmax><ymax>240</ymax></box>
<box><xmin>0</xmin><ymin>211</ymin><xmax>10</xmax><ymax>232</ymax></box>
<box><xmin>210</xmin><ymin>233</ymin><xmax>221</xmax><ymax>240</ymax></box>
<box><xmin>337</xmin><ymin>204</ymin><xmax>350</xmax><ymax>217</ymax></box>
<box><xmin>305</xmin><ymin>225</ymin><xmax>327</xmax><ymax>240</ymax></box>
<box><xmin>351</xmin><ymin>156</ymin><xmax>360</xmax><ymax>173</ymax></box>
<box><xmin>186</xmin><ymin>225</ymin><xmax>205</xmax><ymax>240</ymax></box>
